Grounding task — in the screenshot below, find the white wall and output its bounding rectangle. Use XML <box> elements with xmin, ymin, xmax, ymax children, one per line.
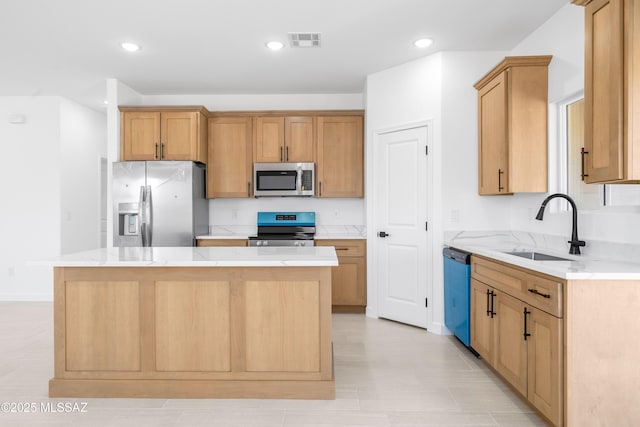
<box><xmin>60</xmin><ymin>98</ymin><xmax>107</xmax><ymax>253</ymax></box>
<box><xmin>139</xmin><ymin>94</ymin><xmax>363</xmax><ymax>111</ymax></box>
<box><xmin>440</xmin><ymin>51</ymin><xmax>510</xmax><ymax>232</ymax></box>
<box><xmin>365</xmin><ymin>53</ymin><xmax>443</xmax><ymax>330</ymax></box>
<box><xmin>0</xmin><ymin>97</ymin><xmax>60</xmax><ymax>300</ymax></box>
<box><xmin>365</xmin><ymin>51</ymin><xmax>510</xmax><ymax>332</ymax></box>
<box><xmin>0</xmin><ymin>96</ymin><xmax>106</xmax><ymax>300</ymax></box>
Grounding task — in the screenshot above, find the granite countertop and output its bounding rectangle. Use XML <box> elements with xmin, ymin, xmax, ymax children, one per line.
<box><xmin>445</xmin><ymin>231</ymin><xmax>640</xmax><ymax>280</ymax></box>
<box><xmin>38</xmin><ymin>246</ymin><xmax>339</xmax><ymax>268</ymax></box>
<box><xmin>196</xmin><ymin>225</ymin><xmax>367</xmax><ymax>240</ymax></box>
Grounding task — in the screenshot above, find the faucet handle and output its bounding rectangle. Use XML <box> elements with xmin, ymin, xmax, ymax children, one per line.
<box><xmin>568</xmin><ymin>239</ymin><xmax>586</xmax><ymax>247</ymax></box>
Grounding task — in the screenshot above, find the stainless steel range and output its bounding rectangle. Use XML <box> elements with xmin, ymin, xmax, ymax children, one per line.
<box><xmin>248</xmin><ymin>212</ymin><xmax>315</xmax><ymax>247</ymax></box>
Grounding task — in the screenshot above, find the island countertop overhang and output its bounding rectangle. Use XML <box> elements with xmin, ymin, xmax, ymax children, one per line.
<box><xmin>39</xmin><ymin>246</ymin><xmax>339</xmax><ymax>268</ymax></box>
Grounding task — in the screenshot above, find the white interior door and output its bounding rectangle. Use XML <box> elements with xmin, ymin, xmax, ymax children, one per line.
<box><xmin>377</xmin><ymin>126</ymin><xmax>428</xmax><ymax>328</ymax></box>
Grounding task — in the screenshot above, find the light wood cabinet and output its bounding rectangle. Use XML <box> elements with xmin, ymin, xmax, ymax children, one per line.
<box><xmin>315</xmin><ymin>239</ymin><xmax>366</xmax><ymax>312</ymax></box>
<box><xmin>474</xmin><ymin>56</ymin><xmax>551</xmax><ymax>195</ymax></box>
<box><xmin>207</xmin><ymin>117</ymin><xmax>253</xmax><ymax>198</ymax></box>
<box><xmin>493</xmin><ymin>291</ymin><xmax>528</xmax><ymax>396</ymax></box>
<box><xmin>196</xmin><ymin>239</ymin><xmax>247</xmax><ymax>247</ymax></box>
<box><xmin>470</xmin><ymin>256</ymin><xmax>563</xmax><ymax>426</ymax></box>
<box><xmin>120</xmin><ymin>107</ymin><xmax>207</xmax><ymax>163</ymax></box>
<box><xmin>470</xmin><ymin>278</ymin><xmax>494</xmax><ymax>362</ymax></box>
<box><xmin>316</xmin><ymin>116</ymin><xmax>364</xmax><ymax>198</ymax></box>
<box><xmin>573</xmin><ymin>0</ymin><xmax>640</xmax><ymax>183</ymax></box>
<box><xmin>253</xmin><ymin>116</ymin><xmax>315</xmax><ymax>162</ymax></box>
<box><xmin>52</xmin><ymin>265</ymin><xmax>334</xmax><ymax>399</ymax></box>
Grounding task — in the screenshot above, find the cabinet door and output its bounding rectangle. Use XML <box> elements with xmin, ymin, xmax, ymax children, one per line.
<box><xmin>331</xmin><ymin>256</ymin><xmax>366</xmax><ymax>307</ymax></box>
<box><xmin>470</xmin><ymin>279</ymin><xmax>493</xmax><ymax>362</ymax></box>
<box><xmin>494</xmin><ymin>291</ymin><xmax>527</xmax><ymax>396</ymax></box>
<box><xmin>285</xmin><ymin>116</ymin><xmax>315</xmax><ymax>162</ymax></box>
<box><xmin>208</xmin><ymin>117</ymin><xmax>253</xmax><ymax>198</ymax></box>
<box><xmin>316</xmin><ymin>116</ymin><xmax>364</xmax><ymax>198</ymax></box>
<box><xmin>121</xmin><ymin>112</ymin><xmax>160</xmax><ymax>160</ymax></box>
<box><xmin>583</xmin><ymin>0</ymin><xmax>624</xmax><ymax>183</ymax></box>
<box><xmin>316</xmin><ymin>240</ymin><xmax>366</xmax><ymax>310</ymax></box>
<box><xmin>527</xmin><ymin>307</ymin><xmax>563</xmax><ymax>427</ymax></box>
<box><xmin>155</xmin><ymin>281</ymin><xmax>231</xmax><ymax>372</ymax></box>
<box><xmin>254</xmin><ymin>117</ymin><xmax>285</xmax><ymax>162</ymax></box>
<box><xmin>161</xmin><ymin>112</ymin><xmax>199</xmax><ymax>161</ymax></box>
<box><xmin>478</xmin><ymin>71</ymin><xmax>509</xmax><ymax>195</ymax></box>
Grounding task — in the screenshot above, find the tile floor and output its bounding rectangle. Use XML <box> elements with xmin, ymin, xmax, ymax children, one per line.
<box><xmin>0</xmin><ymin>302</ymin><xmax>546</xmax><ymax>426</ymax></box>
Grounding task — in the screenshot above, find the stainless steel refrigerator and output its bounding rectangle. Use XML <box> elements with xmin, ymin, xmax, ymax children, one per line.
<box><xmin>112</xmin><ymin>161</ymin><xmax>208</xmax><ymax>247</ymax></box>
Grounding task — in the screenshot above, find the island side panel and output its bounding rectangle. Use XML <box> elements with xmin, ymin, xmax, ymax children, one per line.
<box><xmin>50</xmin><ymin>266</ymin><xmax>334</xmax><ymax>399</ymax></box>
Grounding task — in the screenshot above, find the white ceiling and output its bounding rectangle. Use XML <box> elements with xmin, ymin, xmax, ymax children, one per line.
<box><xmin>1</xmin><ymin>0</ymin><xmax>569</xmax><ymax>109</ymax></box>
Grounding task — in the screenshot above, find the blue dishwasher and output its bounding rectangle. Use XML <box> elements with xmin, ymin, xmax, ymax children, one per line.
<box><xmin>443</xmin><ymin>247</ymin><xmax>472</xmax><ymax>347</ymax></box>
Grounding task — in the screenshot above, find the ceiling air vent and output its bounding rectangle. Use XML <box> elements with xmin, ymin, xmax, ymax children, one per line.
<box><xmin>288</xmin><ymin>33</ymin><xmax>321</xmax><ymax>48</ymax></box>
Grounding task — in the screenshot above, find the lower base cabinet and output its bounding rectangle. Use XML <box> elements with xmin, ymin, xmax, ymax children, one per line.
<box><xmin>470</xmin><ymin>256</ymin><xmax>563</xmax><ymax>426</ymax></box>
<box><xmin>316</xmin><ymin>239</ymin><xmax>366</xmax><ymax>313</ymax></box>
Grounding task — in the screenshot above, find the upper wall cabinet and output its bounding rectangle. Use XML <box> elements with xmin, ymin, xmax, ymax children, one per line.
<box><xmin>120</xmin><ymin>107</ymin><xmax>208</xmax><ymax>163</ymax></box>
<box><xmin>253</xmin><ymin>116</ymin><xmax>315</xmax><ymax>163</ymax></box>
<box><xmin>316</xmin><ymin>115</ymin><xmax>364</xmax><ymax>198</ymax></box>
<box><xmin>573</xmin><ymin>0</ymin><xmax>640</xmax><ymax>183</ymax></box>
<box><xmin>474</xmin><ymin>56</ymin><xmax>552</xmax><ymax>195</ymax></box>
<box><xmin>207</xmin><ymin>117</ymin><xmax>253</xmax><ymax>198</ymax></box>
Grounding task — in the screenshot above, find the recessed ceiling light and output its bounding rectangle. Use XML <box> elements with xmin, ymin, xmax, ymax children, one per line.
<box><xmin>266</xmin><ymin>41</ymin><xmax>284</xmax><ymax>51</ymax></box>
<box><xmin>414</xmin><ymin>38</ymin><xmax>433</xmax><ymax>48</ymax></box>
<box><xmin>121</xmin><ymin>42</ymin><xmax>141</xmax><ymax>52</ymax></box>
<box><xmin>103</xmin><ymin>100</ymin><xmax>109</xmax><ymax>105</ymax></box>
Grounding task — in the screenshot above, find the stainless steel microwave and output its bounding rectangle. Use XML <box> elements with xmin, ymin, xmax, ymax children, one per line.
<box><xmin>253</xmin><ymin>162</ymin><xmax>315</xmax><ymax>197</ymax></box>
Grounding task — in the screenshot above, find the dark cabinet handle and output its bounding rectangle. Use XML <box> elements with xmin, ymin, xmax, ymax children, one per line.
<box><xmin>581</xmin><ymin>147</ymin><xmax>589</xmax><ymax>181</ymax></box>
<box><xmin>247</xmin><ymin>182</ymin><xmax>251</xmax><ymax>197</ymax></box>
<box><xmin>528</xmin><ymin>288</ymin><xmax>551</xmax><ymax>299</ymax></box>
<box><xmin>280</xmin><ymin>146</ymin><xmax>283</xmax><ymax>162</ymax></box>
<box><xmin>335</xmin><ymin>247</ymin><xmax>349</xmax><ymax>251</ymax></box>
<box><xmin>155</xmin><ymin>143</ymin><xmax>159</xmax><ymax>160</ymax></box>
<box><xmin>319</xmin><ymin>181</ymin><xmax>322</xmax><ymax>197</ymax></box>
<box><xmin>378</xmin><ymin>231</ymin><xmax>389</xmax><ymax>238</ymax></box>
<box><xmin>523</xmin><ymin>307</ymin><xmax>531</xmax><ymax>341</ymax></box>
<box><xmin>498</xmin><ymin>169</ymin><xmax>505</xmax><ymax>192</ymax></box>
<box><xmin>486</xmin><ymin>289</ymin><xmax>491</xmax><ymax>317</ymax></box>
<box><xmin>161</xmin><ymin>143</ymin><xmax>165</xmax><ymax>159</ymax></box>
<box><xmin>285</xmin><ymin>146</ymin><xmax>289</xmax><ymax>162</ymax></box>
<box><xmin>490</xmin><ymin>291</ymin><xmax>496</xmax><ymax>318</ymax></box>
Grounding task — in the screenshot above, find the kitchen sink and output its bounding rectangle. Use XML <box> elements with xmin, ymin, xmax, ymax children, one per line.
<box><xmin>503</xmin><ymin>251</ymin><xmax>571</xmax><ymax>261</ymax></box>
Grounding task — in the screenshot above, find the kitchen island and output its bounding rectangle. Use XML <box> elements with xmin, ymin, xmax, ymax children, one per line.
<box><xmin>45</xmin><ymin>246</ymin><xmax>338</xmax><ymax>399</ymax></box>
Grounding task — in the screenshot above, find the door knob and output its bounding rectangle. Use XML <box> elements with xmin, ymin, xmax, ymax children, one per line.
<box><xmin>378</xmin><ymin>231</ymin><xmax>389</xmax><ymax>238</ymax></box>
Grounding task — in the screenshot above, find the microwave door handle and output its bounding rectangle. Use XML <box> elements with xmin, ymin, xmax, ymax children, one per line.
<box><xmin>296</xmin><ymin>168</ymin><xmax>302</xmax><ymax>194</ymax></box>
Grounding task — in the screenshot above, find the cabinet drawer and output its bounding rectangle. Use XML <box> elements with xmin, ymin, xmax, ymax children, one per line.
<box><xmin>471</xmin><ymin>256</ymin><xmax>563</xmax><ymax>317</ymax></box>
<box><xmin>315</xmin><ymin>239</ymin><xmax>365</xmax><ymax>257</ymax></box>
<box><xmin>196</xmin><ymin>239</ymin><xmax>247</xmax><ymax>247</ymax></box>
<box><xmin>523</xmin><ymin>274</ymin><xmax>562</xmax><ymax>318</ymax></box>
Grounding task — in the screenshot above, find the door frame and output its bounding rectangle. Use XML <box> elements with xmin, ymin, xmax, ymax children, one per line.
<box><xmin>367</xmin><ymin>119</ymin><xmax>436</xmax><ymax>331</ymax></box>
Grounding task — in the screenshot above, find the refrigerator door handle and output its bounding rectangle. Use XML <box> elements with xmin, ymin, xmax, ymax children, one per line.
<box><xmin>139</xmin><ymin>185</ymin><xmax>153</xmax><ymax>247</ymax></box>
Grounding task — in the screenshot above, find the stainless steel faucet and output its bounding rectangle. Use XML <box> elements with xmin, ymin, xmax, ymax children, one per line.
<box><xmin>535</xmin><ymin>193</ymin><xmax>586</xmax><ymax>255</ymax></box>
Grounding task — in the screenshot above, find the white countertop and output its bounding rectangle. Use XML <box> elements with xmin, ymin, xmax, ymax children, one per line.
<box><xmin>197</xmin><ymin>225</ymin><xmax>366</xmax><ymax>240</ymax></box>
<box><xmin>38</xmin><ymin>246</ymin><xmax>339</xmax><ymax>268</ymax></box>
<box><xmin>446</xmin><ymin>231</ymin><xmax>640</xmax><ymax>280</ymax></box>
